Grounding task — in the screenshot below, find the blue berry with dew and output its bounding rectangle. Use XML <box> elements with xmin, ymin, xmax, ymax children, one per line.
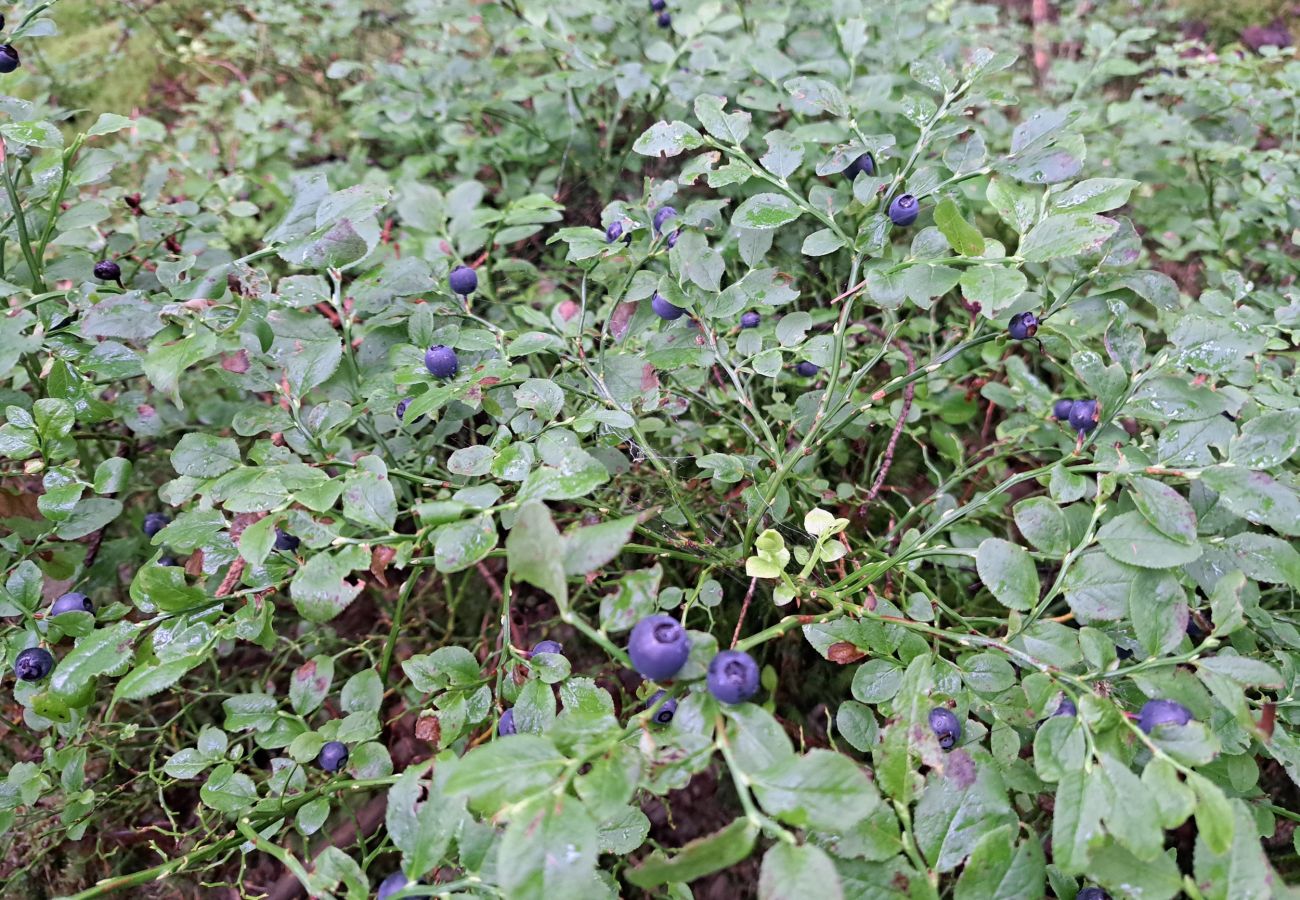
<box><xmin>1137</xmin><ymin>699</ymin><xmax>1193</xmax><ymax>734</ymax></box>
<box><xmin>740</xmin><ymin>311</ymin><xmax>761</xmax><ymax>329</ymax></box>
<box><xmin>627</xmin><ymin>614</ymin><xmax>690</xmax><ymax>681</ymax></box>
<box><xmin>1009</xmin><ymin>311</ymin><xmax>1039</xmax><ymax>340</ymax></box>
<box><xmin>50</xmin><ymin>592</ymin><xmax>93</xmax><ymax>616</ymax></box>
<box><xmin>652</xmin><ymin>206</ymin><xmax>677</xmax><ymax>235</ymax></box>
<box><xmin>316</xmin><ymin>741</ymin><xmax>349</xmax><ymax>772</ymax></box>
<box><xmin>530</xmin><ymin>640</ymin><xmax>563</xmax><ymax>657</ymax></box>
<box><xmin>845</xmin><ymin>152</ymin><xmax>875</xmax><ymax>178</ymax></box>
<box><xmin>143</xmin><ymin>513</ymin><xmax>170</xmax><ymax>538</ymax></box>
<box><xmin>650</xmin><ymin>293</ymin><xmax>686</xmax><ymax>321</ymax></box>
<box><xmin>795</xmin><ymin>361</ymin><xmax>820</xmax><ymax>377</ymax></box>
<box><xmin>888</xmin><ymin>193</ymin><xmax>919</xmax><ymax>226</ymax></box>
<box><xmin>14</xmin><ymin>647</ymin><xmax>54</xmax><ymax>682</ymax></box>
<box><xmin>448</xmin><ymin>265</ymin><xmax>478</xmax><ymax>297</ymax></box>
<box><xmin>424</xmin><ymin>345</ymin><xmax>459</xmax><ymax>379</ymax></box>
<box><xmin>275</xmin><ymin>529</ymin><xmax>300</xmax><ymax>552</ymax></box>
<box><xmin>928</xmin><ymin>707</ymin><xmax>962</xmax><ymax>750</ymax></box>
<box><xmin>707</xmin><ymin>650</ymin><xmax>760</xmax><ymax>704</ymax></box>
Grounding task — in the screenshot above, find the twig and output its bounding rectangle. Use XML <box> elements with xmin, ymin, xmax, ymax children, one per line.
<box><xmin>732</xmin><ymin>578</ymin><xmax>758</xmax><ymax>649</ymax></box>
<box><xmin>862</xmin><ymin>324</ymin><xmax>916</xmax><ymax>503</ymax></box>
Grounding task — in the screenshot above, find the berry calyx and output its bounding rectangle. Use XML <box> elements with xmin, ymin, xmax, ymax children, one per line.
<box><xmin>50</xmin><ymin>592</ymin><xmax>93</xmax><ymax>616</ymax></box>
<box><xmin>707</xmin><ymin>650</ymin><xmax>760</xmax><ymax>704</ymax></box>
<box><xmin>424</xmin><ymin>345</ymin><xmax>460</xmax><ymax>379</ymax></box>
<box><xmin>888</xmin><ymin>193</ymin><xmax>919</xmax><ymax>226</ymax></box>
<box><xmin>650</xmin><ymin>293</ymin><xmax>685</xmax><ymax>321</ymax></box>
<box><xmin>1137</xmin><ymin>698</ymin><xmax>1193</xmax><ymax>733</ymax></box>
<box><xmin>1009</xmin><ymin>311</ymin><xmax>1039</xmax><ymax>340</ymax></box>
<box><xmin>928</xmin><ymin>707</ymin><xmax>962</xmax><ymax>750</ymax></box>
<box><xmin>14</xmin><ymin>647</ymin><xmax>54</xmax><ymax>682</ymax></box>
<box><xmin>316</xmin><ymin>741</ymin><xmax>349</xmax><ymax>772</ymax></box>
<box><xmin>448</xmin><ymin>265</ymin><xmax>478</xmax><ymax>296</ymax></box>
<box><xmin>627</xmin><ymin>614</ymin><xmax>690</xmax><ymax>681</ymax></box>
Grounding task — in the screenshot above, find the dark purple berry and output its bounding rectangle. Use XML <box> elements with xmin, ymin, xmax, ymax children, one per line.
<box><xmin>0</xmin><ymin>45</ymin><xmax>19</xmax><ymax>75</ymax></box>
<box><xmin>1137</xmin><ymin>699</ymin><xmax>1192</xmax><ymax>734</ymax></box>
<box><xmin>651</xmin><ymin>293</ymin><xmax>685</xmax><ymax>321</ymax></box>
<box><xmin>627</xmin><ymin>614</ymin><xmax>690</xmax><ymax>681</ymax></box>
<box><xmin>647</xmin><ymin>690</ymin><xmax>677</xmax><ymax>725</ymax></box>
<box><xmin>649</xmin><ymin>0</ymin><xmax>666</xmax><ymax>9</ymax></box>
<box><xmin>1052</xmin><ymin>398</ymin><xmax>1076</xmax><ymax>421</ymax></box>
<box><xmin>846</xmin><ymin>153</ymin><xmax>875</xmax><ymax>178</ymax></box>
<box><xmin>448</xmin><ymin>265</ymin><xmax>478</xmax><ymax>296</ymax></box>
<box><xmin>605</xmin><ymin>221</ymin><xmax>624</xmax><ymax>243</ymax></box>
<box><xmin>377</xmin><ymin>873</ymin><xmax>409</xmax><ymax>900</ymax></box>
<box><xmin>1053</xmin><ymin>695</ymin><xmax>1077</xmax><ymax>717</ymax></box>
<box><xmin>424</xmin><ymin>345</ymin><xmax>459</xmax><ymax>379</ymax></box>
<box><xmin>1009</xmin><ymin>311</ymin><xmax>1039</xmax><ymax>340</ymax></box>
<box><xmin>158</xmin><ymin>555</ymin><xmax>177</xmax><ymax>567</ymax></box>
<box><xmin>929</xmin><ymin>707</ymin><xmax>962</xmax><ymax>750</ymax></box>
<box><xmin>740</xmin><ymin>311</ymin><xmax>761</xmax><ymax>329</ymax></box>
<box><xmin>274</xmin><ymin>529</ymin><xmax>300</xmax><ymax>552</ymax></box>
<box><xmin>395</xmin><ymin>398</ymin><xmax>411</xmax><ymax>420</ymax></box>
<box><xmin>14</xmin><ymin>647</ymin><xmax>53</xmax><ymax>682</ymax></box>
<box><xmin>652</xmin><ymin>206</ymin><xmax>677</xmax><ymax>234</ymax></box>
<box><xmin>316</xmin><ymin>741</ymin><xmax>349</xmax><ymax>772</ymax></box>
<box><xmin>657</xmin><ymin>11</ymin><xmax>672</xmax><ymax>28</ymax></box>
<box><xmin>795</xmin><ymin>361</ymin><xmax>820</xmax><ymax>377</ymax></box>
<box><xmin>666</xmin><ymin>229</ymin><xmax>680</xmax><ymax>249</ymax></box>
<box><xmin>1068</xmin><ymin>399</ymin><xmax>1099</xmax><ymax>435</ymax></box>
<box><xmin>531</xmin><ymin>640</ymin><xmax>563</xmax><ymax>657</ymax></box>
<box><xmin>50</xmin><ymin>592</ymin><xmax>93</xmax><ymax>616</ymax></box>
<box><xmin>888</xmin><ymin>193</ymin><xmax>919</xmax><ymax>226</ymax></box>
<box><xmin>707</xmin><ymin>650</ymin><xmax>760</xmax><ymax>704</ymax></box>
<box><xmin>93</xmin><ymin>259</ymin><xmax>121</xmax><ymax>283</ymax></box>
<box><xmin>1077</xmin><ymin>888</ymin><xmax>1109</xmax><ymax>900</ymax></box>
<box><xmin>498</xmin><ymin>708</ymin><xmax>516</xmax><ymax>736</ymax></box>
<box><xmin>143</xmin><ymin>513</ymin><xmax>170</xmax><ymax>538</ymax></box>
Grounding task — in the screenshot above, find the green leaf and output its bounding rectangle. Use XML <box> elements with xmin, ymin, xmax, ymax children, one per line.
<box><xmin>1228</xmin><ymin>410</ymin><xmax>1300</xmax><ymax>469</ymax></box>
<box><xmin>1193</xmin><ymin>799</ymin><xmax>1274</xmax><ymax>900</ymax></box>
<box><xmin>171</xmin><ymin>433</ymin><xmax>241</xmax><ymax>478</ymax></box>
<box><xmin>625</xmin><ymin>817</ymin><xmax>759</xmax><ymax>889</ymax></box>
<box><xmin>289</xmin><ymin>546</ymin><xmax>369</xmax><ymax>622</ymax></box>
<box><xmin>913</xmin><ymin>751</ymin><xmax>1016</xmax><ymax>873</ymax></box>
<box><xmin>933</xmin><ymin>199</ymin><xmax>985</xmax><ymax>256</ymax></box>
<box><xmin>751</xmin><ymin>749</ymin><xmax>879</xmax><ymax>831</ymax></box>
<box><xmin>445</xmin><ymin>735</ymin><xmax>567</xmax><ymax>814</ymax></box>
<box><xmin>199</xmin><ymin>764</ymin><xmax>258</xmax><ymax>815</ymax></box>
<box><xmin>1050</xmin><ymin>768</ymin><xmax>1108</xmax><ymax>873</ymax></box>
<box><xmin>1128</xmin><ymin>476</ymin><xmax>1198</xmax><ymax>544</ymax></box>
<box><xmin>499</xmin><ymin>797</ymin><xmax>599</xmax><ymax>900</ymax></box>
<box><xmin>290</xmin><ymin>656</ymin><xmax>334</xmax><ymax>715</ymax></box>
<box><xmin>1018</xmin><ymin>214</ymin><xmax>1118</xmax><ymax>262</ymax></box>
<box><xmin>633</xmin><ymin>121</ymin><xmax>704</xmax><ymax>157</ymax></box>
<box><xmin>508</xmin><ymin>502</ymin><xmax>568</xmax><ymax>607</ymax></box>
<box><xmin>953</xmin><ymin>825</ymin><xmax>1046</xmax><ymax>900</ymax></box>
<box><xmin>434</xmin><ymin>514</ymin><xmax>499</xmax><ymax>573</ymax></box>
<box><xmin>1096</xmin><ymin>511</ymin><xmax>1202</xmax><ymax>569</ymax></box>
<box><xmin>112</xmin><ymin>656</ymin><xmax>201</xmax><ymax>702</ymax></box>
<box><xmin>759</xmin><ymin>842</ymin><xmax>843</xmax><ymax>900</ymax></box>
<box><xmin>55</xmin><ymin>498</ymin><xmax>123</xmax><ymax>540</ymax></box>
<box><xmin>50</xmin><ymin>623</ymin><xmax>137</xmax><ymax>699</ymax></box>
<box><xmin>975</xmin><ymin>539</ymin><xmax>1039</xmax><ymax>610</ymax></box>
<box><xmin>341</xmin><ymin>456</ymin><xmax>397</xmax><ymax>530</ymax></box>
<box><xmin>959</xmin><ymin>265</ymin><xmax>1027</xmax><ymax>315</ymax></box>
<box><xmin>732</xmin><ymin>193</ymin><xmax>803</xmax><ymax>231</ymax></box>
<box><xmin>1089</xmin><ymin>841</ymin><xmax>1182</xmax><ymax>900</ymax></box>
<box><xmin>1200</xmin><ymin>466</ymin><xmax>1300</xmax><ymax>538</ymax></box>
<box><xmin>1050</xmin><ymin>178</ymin><xmax>1139</xmax><ymax>214</ymax></box>
<box><xmin>693</xmin><ymin>95</ymin><xmax>751</xmax><ymax>144</ymax></box>
<box><xmin>386</xmin><ymin>763</ymin><xmax>460</xmax><ymax>880</ymax></box>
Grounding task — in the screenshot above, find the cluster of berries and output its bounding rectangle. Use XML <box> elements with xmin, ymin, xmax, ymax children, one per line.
<box><xmin>649</xmin><ymin>0</ymin><xmax>671</xmax><ymax>30</ymax></box>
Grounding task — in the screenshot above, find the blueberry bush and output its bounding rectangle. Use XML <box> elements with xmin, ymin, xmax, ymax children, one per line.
<box><xmin>1</xmin><ymin>0</ymin><xmax>1298</xmax><ymax>897</ymax></box>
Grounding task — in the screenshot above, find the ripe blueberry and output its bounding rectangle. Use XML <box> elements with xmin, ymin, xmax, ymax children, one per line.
<box><xmin>316</xmin><ymin>740</ymin><xmax>349</xmax><ymax>772</ymax></box>
<box><xmin>649</xmin><ymin>0</ymin><xmax>666</xmax><ymax>9</ymax></box>
<box><xmin>0</xmin><ymin>45</ymin><xmax>19</xmax><ymax>75</ymax></box>
<box><xmin>627</xmin><ymin>614</ymin><xmax>690</xmax><ymax>681</ymax></box>
<box><xmin>928</xmin><ymin>707</ymin><xmax>962</xmax><ymax>750</ymax></box>
<box><xmin>845</xmin><ymin>153</ymin><xmax>875</xmax><ymax>178</ymax></box>
<box><xmin>657</xmin><ymin>11</ymin><xmax>672</xmax><ymax>27</ymax></box>
<box><xmin>888</xmin><ymin>194</ymin><xmax>919</xmax><ymax>226</ymax></box>
<box><xmin>158</xmin><ymin>555</ymin><xmax>177</xmax><ymax>567</ymax></box>
<box><xmin>274</xmin><ymin>529</ymin><xmax>300</xmax><ymax>552</ymax></box>
<box><xmin>377</xmin><ymin>873</ymin><xmax>409</xmax><ymax>900</ymax></box>
<box><xmin>50</xmin><ymin>592</ymin><xmax>93</xmax><ymax>616</ymax></box>
<box><xmin>143</xmin><ymin>513</ymin><xmax>170</xmax><ymax>538</ymax></box>
<box><xmin>1137</xmin><ymin>698</ymin><xmax>1192</xmax><ymax>734</ymax></box>
<box><xmin>448</xmin><ymin>265</ymin><xmax>478</xmax><ymax>296</ymax></box>
<box><xmin>498</xmin><ymin>708</ymin><xmax>517</xmax><ymax>736</ymax></box>
<box><xmin>666</xmin><ymin>229</ymin><xmax>680</xmax><ymax>249</ymax></box>
<box><xmin>93</xmin><ymin>259</ymin><xmax>122</xmax><ymax>283</ymax></box>
<box><xmin>795</xmin><ymin>361</ymin><xmax>820</xmax><ymax>377</ymax></box>
<box><xmin>651</xmin><ymin>293</ymin><xmax>686</xmax><ymax>321</ymax></box>
<box><xmin>424</xmin><ymin>345</ymin><xmax>459</xmax><ymax>379</ymax></box>
<box><xmin>647</xmin><ymin>690</ymin><xmax>677</xmax><ymax>725</ymax></box>
<box><xmin>14</xmin><ymin>647</ymin><xmax>54</xmax><ymax>682</ymax></box>
<box><xmin>740</xmin><ymin>311</ymin><xmax>761</xmax><ymax>329</ymax></box>
<box><xmin>707</xmin><ymin>650</ymin><xmax>760</xmax><ymax>704</ymax></box>
<box><xmin>1052</xmin><ymin>398</ymin><xmax>1076</xmax><ymax>421</ymax></box>
<box><xmin>1053</xmin><ymin>695</ymin><xmax>1077</xmax><ymax>717</ymax></box>
<box><xmin>531</xmin><ymin>640</ymin><xmax>563</xmax><ymax>657</ymax></box>
<box><xmin>1008</xmin><ymin>311</ymin><xmax>1039</xmax><ymax>340</ymax></box>
<box><xmin>1068</xmin><ymin>399</ymin><xmax>1099</xmax><ymax>435</ymax></box>
<box><xmin>653</xmin><ymin>206</ymin><xmax>677</xmax><ymax>234</ymax></box>
<box><xmin>605</xmin><ymin>221</ymin><xmax>624</xmax><ymax>243</ymax></box>
<box><xmin>1077</xmin><ymin>888</ymin><xmax>1109</xmax><ymax>900</ymax></box>
<box><xmin>395</xmin><ymin>398</ymin><xmax>411</xmax><ymax>420</ymax></box>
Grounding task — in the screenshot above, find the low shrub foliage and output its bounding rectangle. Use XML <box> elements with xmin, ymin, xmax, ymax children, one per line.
<box><xmin>0</xmin><ymin>0</ymin><xmax>1297</xmax><ymax>897</ymax></box>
